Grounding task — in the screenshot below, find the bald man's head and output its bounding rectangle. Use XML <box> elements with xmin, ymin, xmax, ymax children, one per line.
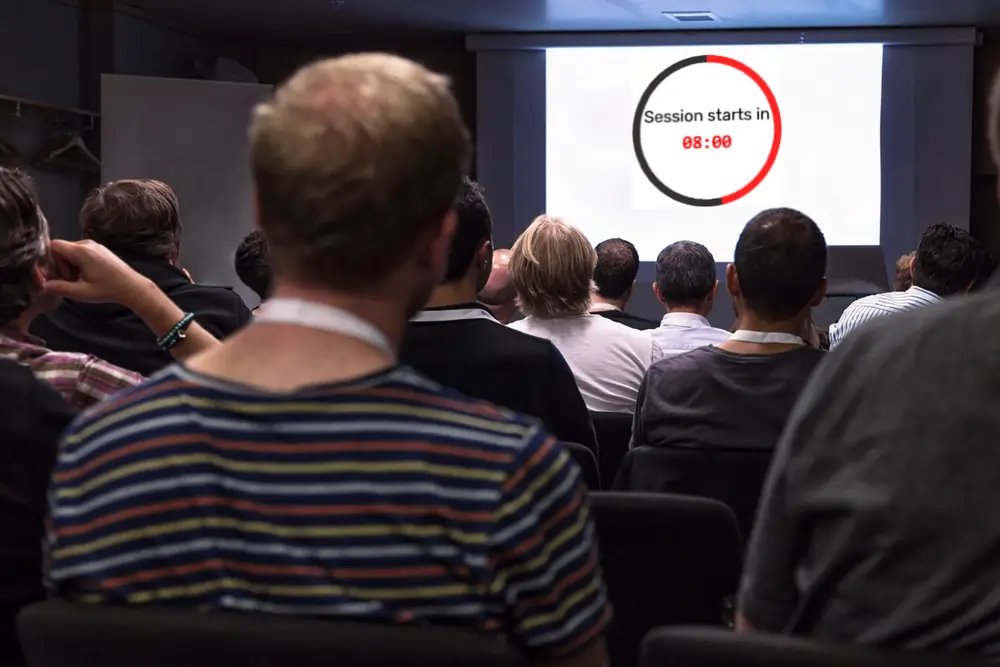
<box><xmin>479</xmin><ymin>249</ymin><xmax>515</xmax><ymax>306</ymax></box>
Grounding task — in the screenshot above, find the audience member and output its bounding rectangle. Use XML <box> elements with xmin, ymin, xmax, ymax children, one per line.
<box><xmin>234</xmin><ymin>229</ymin><xmax>272</xmax><ymax>309</ymax></box>
<box><xmin>0</xmin><ymin>359</ymin><xmax>76</xmax><ymax>665</ymax></box>
<box><xmin>509</xmin><ymin>216</ymin><xmax>661</xmax><ymax>413</ymax></box>
<box><xmin>478</xmin><ymin>247</ymin><xmax>517</xmax><ymax>323</ymax></box>
<box><xmin>47</xmin><ymin>54</ymin><xmax>610</xmax><ymax>664</ymax></box>
<box><xmin>893</xmin><ymin>251</ymin><xmax>915</xmax><ymax>291</ymax></box>
<box><xmin>402</xmin><ymin>178</ymin><xmax>599</xmax><ymax>453</ymax></box>
<box><xmin>32</xmin><ymin>180</ymin><xmax>251</xmax><ymax>376</ymax></box>
<box><xmin>649</xmin><ymin>241</ymin><xmax>730</xmax><ymax>356</ymax></box>
<box><xmin>736</xmin><ymin>74</ymin><xmax>1000</xmax><ymax>655</ymax></box>
<box><xmin>590</xmin><ymin>238</ymin><xmax>658</xmax><ymax>330</ymax></box>
<box><xmin>0</xmin><ymin>168</ymin><xmax>218</xmax><ymax>408</ymax></box>
<box><xmin>829</xmin><ymin>224</ymin><xmax>981</xmax><ymax>347</ymax></box>
<box><xmin>628</xmin><ymin>209</ymin><xmax>827</xmax><ymax>529</ymax></box>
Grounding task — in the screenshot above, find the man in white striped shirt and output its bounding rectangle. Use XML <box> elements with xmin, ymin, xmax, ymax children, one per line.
<box><xmin>829</xmin><ymin>224</ymin><xmax>982</xmax><ymax>348</ymax></box>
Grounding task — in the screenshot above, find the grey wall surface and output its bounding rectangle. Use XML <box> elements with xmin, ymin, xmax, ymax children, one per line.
<box><xmin>474</xmin><ymin>31</ymin><xmax>976</xmax><ymax>328</ymax></box>
<box><xmin>101</xmin><ymin>74</ymin><xmax>271</xmax><ymax>305</ymax></box>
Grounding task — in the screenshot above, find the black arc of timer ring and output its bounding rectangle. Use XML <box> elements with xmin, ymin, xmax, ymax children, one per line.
<box><xmin>632</xmin><ymin>55</ymin><xmax>778</xmax><ymax>207</ymax></box>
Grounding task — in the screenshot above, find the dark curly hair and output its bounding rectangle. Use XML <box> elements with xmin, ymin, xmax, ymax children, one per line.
<box><xmin>234</xmin><ymin>230</ymin><xmax>272</xmax><ymax>300</ymax></box>
<box><xmin>0</xmin><ymin>168</ymin><xmax>47</xmax><ymax>326</ymax></box>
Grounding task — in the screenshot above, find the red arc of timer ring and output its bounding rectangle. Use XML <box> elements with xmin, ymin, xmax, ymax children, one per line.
<box><xmin>632</xmin><ymin>54</ymin><xmax>782</xmax><ymax>207</ymax></box>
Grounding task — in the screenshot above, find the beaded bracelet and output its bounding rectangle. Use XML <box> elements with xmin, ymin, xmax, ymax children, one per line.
<box><xmin>156</xmin><ymin>313</ymin><xmax>195</xmax><ymax>351</ymax></box>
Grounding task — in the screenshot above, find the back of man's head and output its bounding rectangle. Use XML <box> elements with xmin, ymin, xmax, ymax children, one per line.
<box><xmin>0</xmin><ymin>168</ymin><xmax>48</xmax><ymax>326</ymax></box>
<box><xmin>733</xmin><ymin>208</ymin><xmax>827</xmax><ymax>322</ymax></box>
<box><xmin>593</xmin><ymin>238</ymin><xmax>640</xmax><ymax>301</ymax></box>
<box><xmin>442</xmin><ymin>178</ymin><xmax>492</xmax><ymax>289</ymax></box>
<box><xmin>250</xmin><ymin>53</ymin><xmax>470</xmax><ymax>308</ymax></box>
<box><xmin>80</xmin><ymin>179</ymin><xmax>181</xmax><ymax>262</ymax></box>
<box><xmin>912</xmin><ymin>223</ymin><xmax>981</xmax><ymax>297</ymax></box>
<box><xmin>654</xmin><ymin>241</ymin><xmax>717</xmax><ymax>312</ymax></box>
<box><xmin>234</xmin><ymin>230</ymin><xmax>272</xmax><ymax>300</ymax></box>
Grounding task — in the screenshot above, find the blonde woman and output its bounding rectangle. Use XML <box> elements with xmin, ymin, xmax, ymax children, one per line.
<box><xmin>509</xmin><ymin>215</ymin><xmax>662</xmax><ymax>413</ymax></box>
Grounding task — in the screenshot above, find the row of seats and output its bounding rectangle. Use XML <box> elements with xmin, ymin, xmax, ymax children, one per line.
<box><xmin>19</xmin><ymin>604</ymin><xmax>981</xmax><ymax>667</ymax></box>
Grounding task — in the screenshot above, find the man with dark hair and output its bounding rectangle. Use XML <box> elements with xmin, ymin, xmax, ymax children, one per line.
<box><xmin>234</xmin><ymin>230</ymin><xmax>271</xmax><ymax>305</ymax></box>
<box><xmin>650</xmin><ymin>241</ymin><xmax>730</xmax><ymax>356</ymax></box>
<box><xmin>0</xmin><ymin>168</ymin><xmax>220</xmax><ymax>408</ymax></box>
<box><xmin>402</xmin><ymin>179</ymin><xmax>598</xmax><ymax>454</ymax></box>
<box><xmin>48</xmin><ymin>55</ymin><xmax>610</xmax><ymax>665</ymax></box>
<box><xmin>627</xmin><ymin>208</ymin><xmax>827</xmax><ymax>533</ymax></box>
<box><xmin>590</xmin><ymin>237</ymin><xmax>658</xmax><ymax>330</ymax></box>
<box><xmin>31</xmin><ymin>179</ymin><xmax>252</xmax><ymax>375</ymax></box>
<box><xmin>829</xmin><ymin>223</ymin><xmax>981</xmax><ymax>347</ymax></box>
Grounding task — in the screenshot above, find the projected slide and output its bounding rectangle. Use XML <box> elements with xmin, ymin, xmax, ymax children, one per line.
<box><xmin>545</xmin><ymin>44</ymin><xmax>883</xmax><ymax>262</ymax></box>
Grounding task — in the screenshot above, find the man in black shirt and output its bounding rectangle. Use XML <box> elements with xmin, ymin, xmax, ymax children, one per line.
<box><xmin>0</xmin><ymin>359</ymin><xmax>76</xmax><ymax>664</ymax></box>
<box><xmin>401</xmin><ymin>178</ymin><xmax>598</xmax><ymax>454</ymax></box>
<box><xmin>31</xmin><ymin>180</ymin><xmax>251</xmax><ymax>376</ymax></box>
<box><xmin>590</xmin><ymin>238</ymin><xmax>658</xmax><ymax>330</ymax></box>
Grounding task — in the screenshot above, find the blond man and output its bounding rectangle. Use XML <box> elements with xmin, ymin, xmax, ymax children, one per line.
<box><xmin>509</xmin><ymin>215</ymin><xmax>662</xmax><ymax>412</ymax></box>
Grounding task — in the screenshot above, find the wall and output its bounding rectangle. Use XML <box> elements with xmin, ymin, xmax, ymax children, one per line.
<box><xmin>972</xmin><ymin>29</ymin><xmax>1000</xmax><ymax>257</ymax></box>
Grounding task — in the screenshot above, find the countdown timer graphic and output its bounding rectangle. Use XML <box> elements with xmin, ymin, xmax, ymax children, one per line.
<box><xmin>632</xmin><ymin>55</ymin><xmax>782</xmax><ymax>207</ymax></box>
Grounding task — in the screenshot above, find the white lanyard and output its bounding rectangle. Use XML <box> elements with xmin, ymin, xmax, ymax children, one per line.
<box><xmin>410</xmin><ymin>305</ymin><xmax>498</xmax><ymax>324</ymax></box>
<box><xmin>729</xmin><ymin>329</ymin><xmax>806</xmax><ymax>346</ymax></box>
<box><xmin>256</xmin><ymin>298</ymin><xmax>393</xmax><ymax>356</ymax></box>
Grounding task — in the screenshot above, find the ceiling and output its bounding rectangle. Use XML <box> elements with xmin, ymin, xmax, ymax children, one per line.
<box><xmin>120</xmin><ymin>0</ymin><xmax>1000</xmax><ymax>38</ymax></box>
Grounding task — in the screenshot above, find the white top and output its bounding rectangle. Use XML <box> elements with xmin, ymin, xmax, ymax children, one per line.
<box><xmin>510</xmin><ymin>313</ymin><xmax>662</xmax><ymax>413</ymax></box>
<box><xmin>650</xmin><ymin>312</ymin><xmax>732</xmax><ymax>358</ymax></box>
<box><xmin>828</xmin><ymin>285</ymin><xmax>942</xmax><ymax>348</ymax></box>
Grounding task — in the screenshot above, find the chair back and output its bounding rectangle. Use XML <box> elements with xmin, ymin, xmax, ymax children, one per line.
<box><xmin>590</xmin><ymin>492</ymin><xmax>741</xmax><ymax>667</ymax></box>
<box><xmin>18</xmin><ymin>601</ymin><xmax>528</xmax><ymax>667</ymax></box>
<box><xmin>614</xmin><ymin>445</ymin><xmax>773</xmax><ymax>543</ymax></box>
<box><xmin>590</xmin><ymin>412</ymin><xmax>633</xmax><ymax>489</ymax></box>
<box><xmin>640</xmin><ymin>626</ymin><xmax>989</xmax><ymax>667</ymax></box>
<box><xmin>562</xmin><ymin>441</ymin><xmax>600</xmax><ymax>490</ymax></box>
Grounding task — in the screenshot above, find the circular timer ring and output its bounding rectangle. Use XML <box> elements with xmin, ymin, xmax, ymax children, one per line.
<box><xmin>632</xmin><ymin>55</ymin><xmax>782</xmax><ymax>207</ymax></box>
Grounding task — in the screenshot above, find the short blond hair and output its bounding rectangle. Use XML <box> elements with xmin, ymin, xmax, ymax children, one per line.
<box><xmin>250</xmin><ymin>53</ymin><xmax>470</xmax><ymax>289</ymax></box>
<box><xmin>510</xmin><ymin>215</ymin><xmax>595</xmax><ymax>317</ymax></box>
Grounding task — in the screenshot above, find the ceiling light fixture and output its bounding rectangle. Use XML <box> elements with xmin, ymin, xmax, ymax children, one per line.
<box><xmin>662</xmin><ymin>11</ymin><xmax>720</xmax><ymax>23</ymax></box>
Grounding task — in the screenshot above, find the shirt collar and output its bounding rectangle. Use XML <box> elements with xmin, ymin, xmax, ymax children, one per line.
<box><xmin>410</xmin><ymin>303</ymin><xmax>498</xmax><ymax>324</ymax></box>
<box><xmin>906</xmin><ymin>285</ymin><xmax>944</xmax><ymax>301</ymax></box>
<box><xmin>660</xmin><ymin>312</ymin><xmax>712</xmax><ymax>328</ymax></box>
<box><xmin>589</xmin><ymin>302</ymin><xmax>621</xmax><ymax>313</ymax></box>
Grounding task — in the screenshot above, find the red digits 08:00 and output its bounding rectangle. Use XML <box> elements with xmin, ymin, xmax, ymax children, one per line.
<box><xmin>682</xmin><ymin>135</ymin><xmax>732</xmax><ymax>150</ymax></box>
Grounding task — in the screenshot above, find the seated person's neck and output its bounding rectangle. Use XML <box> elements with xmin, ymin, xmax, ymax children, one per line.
<box><xmin>719</xmin><ymin>311</ymin><xmax>808</xmax><ymax>354</ymax></box>
<box><xmin>666</xmin><ymin>305</ymin><xmax>708</xmax><ymax>317</ymax></box>
<box><xmin>591</xmin><ymin>295</ymin><xmax>626</xmax><ymax>311</ymax></box>
<box><xmin>424</xmin><ymin>277</ymin><xmax>478</xmax><ymax>309</ymax></box>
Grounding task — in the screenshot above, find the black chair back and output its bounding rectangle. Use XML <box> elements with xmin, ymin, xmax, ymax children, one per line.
<box><xmin>591</xmin><ymin>412</ymin><xmax>632</xmax><ymax>490</ymax></box>
<box><xmin>614</xmin><ymin>445</ymin><xmax>773</xmax><ymax>544</ymax></box>
<box><xmin>640</xmin><ymin>627</ymin><xmax>989</xmax><ymax>667</ymax></box>
<box><xmin>18</xmin><ymin>601</ymin><xmax>528</xmax><ymax>667</ymax></box>
<box><xmin>562</xmin><ymin>441</ymin><xmax>600</xmax><ymax>490</ymax></box>
<box><xmin>590</xmin><ymin>492</ymin><xmax>741</xmax><ymax>667</ymax></box>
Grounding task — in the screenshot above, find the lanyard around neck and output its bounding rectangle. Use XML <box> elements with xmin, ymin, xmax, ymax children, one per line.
<box><xmin>256</xmin><ymin>298</ymin><xmax>394</xmax><ymax>356</ymax></box>
<box><xmin>729</xmin><ymin>329</ymin><xmax>806</xmax><ymax>346</ymax></box>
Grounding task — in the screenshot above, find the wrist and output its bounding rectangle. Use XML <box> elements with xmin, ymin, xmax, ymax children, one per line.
<box><xmin>120</xmin><ymin>275</ymin><xmax>159</xmax><ymax>312</ymax></box>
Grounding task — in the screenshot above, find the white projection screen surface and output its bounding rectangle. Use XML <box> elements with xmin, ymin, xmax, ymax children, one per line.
<box><xmin>101</xmin><ymin>74</ymin><xmax>273</xmax><ymax>306</ymax></box>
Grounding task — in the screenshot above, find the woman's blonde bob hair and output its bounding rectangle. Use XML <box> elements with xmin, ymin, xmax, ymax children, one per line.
<box><xmin>509</xmin><ymin>215</ymin><xmax>596</xmax><ymax>318</ymax></box>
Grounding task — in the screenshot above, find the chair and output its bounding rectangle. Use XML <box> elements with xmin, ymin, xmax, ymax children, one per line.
<box><xmin>640</xmin><ymin>626</ymin><xmax>988</xmax><ymax>667</ymax></box>
<box><xmin>591</xmin><ymin>412</ymin><xmax>633</xmax><ymax>490</ymax></box>
<box><xmin>18</xmin><ymin>600</ymin><xmax>529</xmax><ymax>667</ymax></box>
<box><xmin>589</xmin><ymin>493</ymin><xmax>741</xmax><ymax>667</ymax></box>
<box><xmin>613</xmin><ymin>445</ymin><xmax>773</xmax><ymax>545</ymax></box>
<box><xmin>562</xmin><ymin>441</ymin><xmax>601</xmax><ymax>490</ymax></box>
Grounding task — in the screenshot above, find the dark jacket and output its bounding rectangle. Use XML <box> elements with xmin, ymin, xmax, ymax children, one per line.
<box><xmin>31</xmin><ymin>253</ymin><xmax>252</xmax><ymax>377</ymax></box>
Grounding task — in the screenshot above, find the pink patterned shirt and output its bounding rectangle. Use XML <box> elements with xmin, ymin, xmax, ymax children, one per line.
<box><xmin>0</xmin><ymin>329</ymin><xmax>143</xmax><ymax>409</ymax></box>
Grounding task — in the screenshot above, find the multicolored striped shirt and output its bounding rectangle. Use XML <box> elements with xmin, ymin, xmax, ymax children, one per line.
<box><xmin>46</xmin><ymin>364</ymin><xmax>611</xmax><ymax>657</ymax></box>
<box><xmin>0</xmin><ymin>329</ymin><xmax>143</xmax><ymax>409</ymax></box>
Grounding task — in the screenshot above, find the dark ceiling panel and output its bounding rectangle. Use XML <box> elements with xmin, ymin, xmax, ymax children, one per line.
<box><xmin>121</xmin><ymin>0</ymin><xmax>1000</xmax><ymax>38</ymax></box>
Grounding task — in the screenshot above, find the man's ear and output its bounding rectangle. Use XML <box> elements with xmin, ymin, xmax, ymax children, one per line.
<box><xmin>725</xmin><ymin>264</ymin><xmax>739</xmax><ymax>297</ymax></box>
<box><xmin>651</xmin><ymin>281</ymin><xmax>662</xmax><ymax>303</ymax></box>
<box><xmin>810</xmin><ymin>277</ymin><xmax>828</xmax><ymax>307</ymax></box>
<box><xmin>708</xmin><ymin>279</ymin><xmax>719</xmax><ymax>304</ymax></box>
<box><xmin>476</xmin><ymin>238</ymin><xmax>493</xmax><ymax>272</ymax></box>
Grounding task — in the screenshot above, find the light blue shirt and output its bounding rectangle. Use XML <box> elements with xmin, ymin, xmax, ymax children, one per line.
<box><xmin>649</xmin><ymin>312</ymin><xmax>732</xmax><ymax>358</ymax></box>
<box><xmin>828</xmin><ymin>285</ymin><xmax>943</xmax><ymax>348</ymax></box>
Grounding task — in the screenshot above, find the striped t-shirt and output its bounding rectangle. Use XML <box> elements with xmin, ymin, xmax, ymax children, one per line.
<box><xmin>828</xmin><ymin>285</ymin><xmax>942</xmax><ymax>348</ymax></box>
<box><xmin>46</xmin><ymin>365</ymin><xmax>610</xmax><ymax>657</ymax></box>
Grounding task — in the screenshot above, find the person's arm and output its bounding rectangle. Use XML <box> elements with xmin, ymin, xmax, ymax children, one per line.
<box><xmin>629</xmin><ymin>370</ymin><xmax>651</xmax><ymax>449</ymax></box>
<box><xmin>543</xmin><ymin>344</ymin><xmax>599</xmax><ymax>457</ymax></box>
<box><xmin>43</xmin><ymin>240</ymin><xmax>219</xmax><ymax>361</ymax></box>
<box><xmin>492</xmin><ymin>430</ymin><xmax>611</xmax><ymax>666</ymax></box>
